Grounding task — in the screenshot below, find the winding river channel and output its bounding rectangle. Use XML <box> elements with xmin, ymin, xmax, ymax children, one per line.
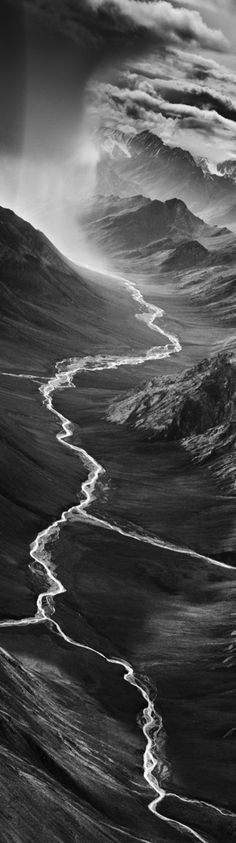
<box><xmin>1</xmin><ymin>270</ymin><xmax>235</xmax><ymax>843</ymax></box>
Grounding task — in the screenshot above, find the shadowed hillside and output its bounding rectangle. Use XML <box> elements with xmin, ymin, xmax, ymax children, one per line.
<box><xmin>108</xmin><ymin>351</ymin><xmax>236</xmax><ymax>493</ymax></box>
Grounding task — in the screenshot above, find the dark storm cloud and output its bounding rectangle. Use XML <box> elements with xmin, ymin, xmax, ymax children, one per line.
<box><xmin>161</xmin><ymin>0</ymin><xmax>216</xmax><ymax>7</ymax></box>
<box><xmin>0</xmin><ymin>0</ymin><xmax>26</xmax><ymax>152</ymax></box>
<box><xmin>155</xmin><ymin>83</ymin><xmax>236</xmax><ymax>123</ymax></box>
<box><xmin>111</xmin><ymin>92</ymin><xmax>235</xmax><ymax>146</ymax></box>
<box><xmin>112</xmin><ymin>69</ymin><xmax>236</xmax><ymax>126</ymax></box>
<box><xmin>131</xmin><ymin>50</ymin><xmax>236</xmax><ymax>92</ymax></box>
<box><xmin>0</xmin><ymin>0</ymin><xmax>228</xmax><ymax>160</ymax></box>
<box><xmin>175</xmin><ymin>115</ymin><xmax>219</xmax><ymax>134</ymax></box>
<box><xmin>25</xmin><ymin>0</ymin><xmax>228</xmax><ymax>53</ymax></box>
<box><xmin>10</xmin><ymin>0</ymin><xmax>226</xmax><ymax>161</ymax></box>
<box><xmin>0</xmin><ymin>0</ymin><xmax>217</xmax><ymax>160</ymax></box>
<box><xmin>108</xmin><ymin>83</ymin><xmax>236</xmax><ymax>137</ymax></box>
<box><xmin>0</xmin><ymin>0</ymin><xmax>231</xmax><ymax>221</ymax></box>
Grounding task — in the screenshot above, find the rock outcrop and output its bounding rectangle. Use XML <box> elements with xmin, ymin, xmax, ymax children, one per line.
<box><xmin>108</xmin><ymin>352</ymin><xmax>236</xmax><ymax>492</ymax></box>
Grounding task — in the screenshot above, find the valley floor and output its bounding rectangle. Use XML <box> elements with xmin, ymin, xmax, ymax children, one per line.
<box><xmin>0</xmin><ymin>263</ymin><xmax>236</xmax><ymax>843</ymax></box>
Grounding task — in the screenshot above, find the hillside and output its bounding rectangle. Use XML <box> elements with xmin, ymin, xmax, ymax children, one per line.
<box><xmin>0</xmin><ymin>207</ymin><xmax>104</xmax><ymax>370</ymax></box>
<box><xmin>0</xmin><ymin>205</ymin><xmax>152</xmax><ymax>371</ymax></box>
<box><xmin>162</xmin><ymin>240</ymin><xmax>209</xmax><ymax>270</ymax></box>
<box><xmin>108</xmin><ymin>351</ymin><xmax>236</xmax><ymax>493</ymax></box>
<box><xmin>0</xmin><ymin>641</ymin><xmax>146</xmax><ymax>843</ymax></box>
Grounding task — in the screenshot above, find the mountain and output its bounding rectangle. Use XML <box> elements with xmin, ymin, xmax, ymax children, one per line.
<box><xmin>162</xmin><ymin>240</ymin><xmax>209</xmax><ymax>270</ymax></box>
<box><xmin>0</xmin><ymin>206</ymin><xmax>102</xmax><ymax>370</ymax></box>
<box><xmin>97</xmin><ymin>130</ymin><xmax>236</xmax><ymax>230</ymax></box>
<box><xmin>107</xmin><ymin>196</ymin><xmax>210</xmax><ymax>248</ymax></box>
<box><xmin>108</xmin><ymin>351</ymin><xmax>236</xmax><ymax>493</ymax></box>
<box><xmin>83</xmin><ymin>194</ymin><xmax>214</xmax><ymax>255</ymax></box>
<box><xmin>83</xmin><ymin>191</ymin><xmax>236</xmax><ymax>324</ymax></box>
<box><xmin>0</xmin><ymin>205</ymin><xmax>150</xmax><ymax>371</ymax></box>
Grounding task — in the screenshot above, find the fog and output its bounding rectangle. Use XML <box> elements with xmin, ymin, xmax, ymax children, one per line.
<box><xmin>0</xmin><ymin>1</ymin><xmax>107</xmax><ymax>266</ymax></box>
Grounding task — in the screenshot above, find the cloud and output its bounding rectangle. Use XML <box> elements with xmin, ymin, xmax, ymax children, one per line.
<box><xmin>26</xmin><ymin>0</ymin><xmax>228</xmax><ymax>54</ymax></box>
<box><xmin>110</xmin><ymin>69</ymin><xmax>236</xmax><ymax>126</ymax></box>
<box><xmin>1</xmin><ymin>0</ymin><xmax>230</xmax><ymax>250</ymax></box>
<box><xmin>146</xmin><ymin>79</ymin><xmax>236</xmax><ymax>123</ymax></box>
<box><xmin>157</xmin><ymin>0</ymin><xmax>218</xmax><ymax>10</ymax></box>
<box><xmin>108</xmin><ymin>82</ymin><xmax>236</xmax><ymax>136</ymax></box>
<box><xmin>173</xmin><ymin>48</ymin><xmax>236</xmax><ymax>86</ymax></box>
<box><xmin>0</xmin><ymin>1</ymin><xmax>26</xmax><ymax>154</ymax></box>
<box><xmin>92</xmin><ymin>0</ymin><xmax>228</xmax><ymax>50</ymax></box>
<box><xmin>132</xmin><ymin>49</ymin><xmax>236</xmax><ymax>97</ymax></box>
<box><xmin>92</xmin><ymin>74</ymin><xmax>236</xmax><ymax>163</ymax></box>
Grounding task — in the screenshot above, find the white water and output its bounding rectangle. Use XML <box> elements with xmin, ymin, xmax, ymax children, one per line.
<box><xmin>1</xmin><ymin>271</ymin><xmax>234</xmax><ymax>842</ymax></box>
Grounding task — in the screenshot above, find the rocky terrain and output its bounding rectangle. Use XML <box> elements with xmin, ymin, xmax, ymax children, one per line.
<box><xmin>108</xmin><ymin>351</ymin><xmax>236</xmax><ymax>493</ymax></box>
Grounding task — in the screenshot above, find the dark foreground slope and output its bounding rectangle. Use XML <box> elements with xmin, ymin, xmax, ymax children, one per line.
<box><xmin>0</xmin><ymin>633</ymin><xmax>165</xmax><ymax>843</ymax></box>
<box><xmin>0</xmin><ymin>205</ymin><xmax>154</xmax><ymax>371</ymax></box>
<box><xmin>0</xmin><ymin>206</ymin><xmax>103</xmax><ymax>370</ymax></box>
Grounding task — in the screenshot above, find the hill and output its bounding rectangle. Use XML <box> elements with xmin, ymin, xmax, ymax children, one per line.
<box><xmin>108</xmin><ymin>351</ymin><xmax>236</xmax><ymax>493</ymax></box>
<box><xmin>0</xmin><ymin>205</ymin><xmax>151</xmax><ymax>371</ymax></box>
<box><xmin>162</xmin><ymin>240</ymin><xmax>209</xmax><ymax>270</ymax></box>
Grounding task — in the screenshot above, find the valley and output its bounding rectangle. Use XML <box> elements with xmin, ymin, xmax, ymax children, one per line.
<box><xmin>0</xmin><ymin>119</ymin><xmax>236</xmax><ymax>843</ymax></box>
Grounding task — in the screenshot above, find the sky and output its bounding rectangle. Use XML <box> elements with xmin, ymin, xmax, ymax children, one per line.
<box><xmin>88</xmin><ymin>1</ymin><xmax>236</xmax><ymax>164</ymax></box>
<box><xmin>1</xmin><ymin>1</ymin><xmax>236</xmax><ymax>254</ymax></box>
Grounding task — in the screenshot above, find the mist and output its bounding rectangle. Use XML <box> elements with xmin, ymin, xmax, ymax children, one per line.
<box><xmin>0</xmin><ymin>2</ymin><xmax>110</xmax><ymax>267</ymax></box>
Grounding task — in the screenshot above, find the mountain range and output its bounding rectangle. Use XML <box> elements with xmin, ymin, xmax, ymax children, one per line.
<box><xmin>97</xmin><ymin>129</ymin><xmax>236</xmax><ymax>230</ymax></box>
<box><xmin>83</xmin><ymin>190</ymin><xmax>236</xmax><ymax>325</ymax></box>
